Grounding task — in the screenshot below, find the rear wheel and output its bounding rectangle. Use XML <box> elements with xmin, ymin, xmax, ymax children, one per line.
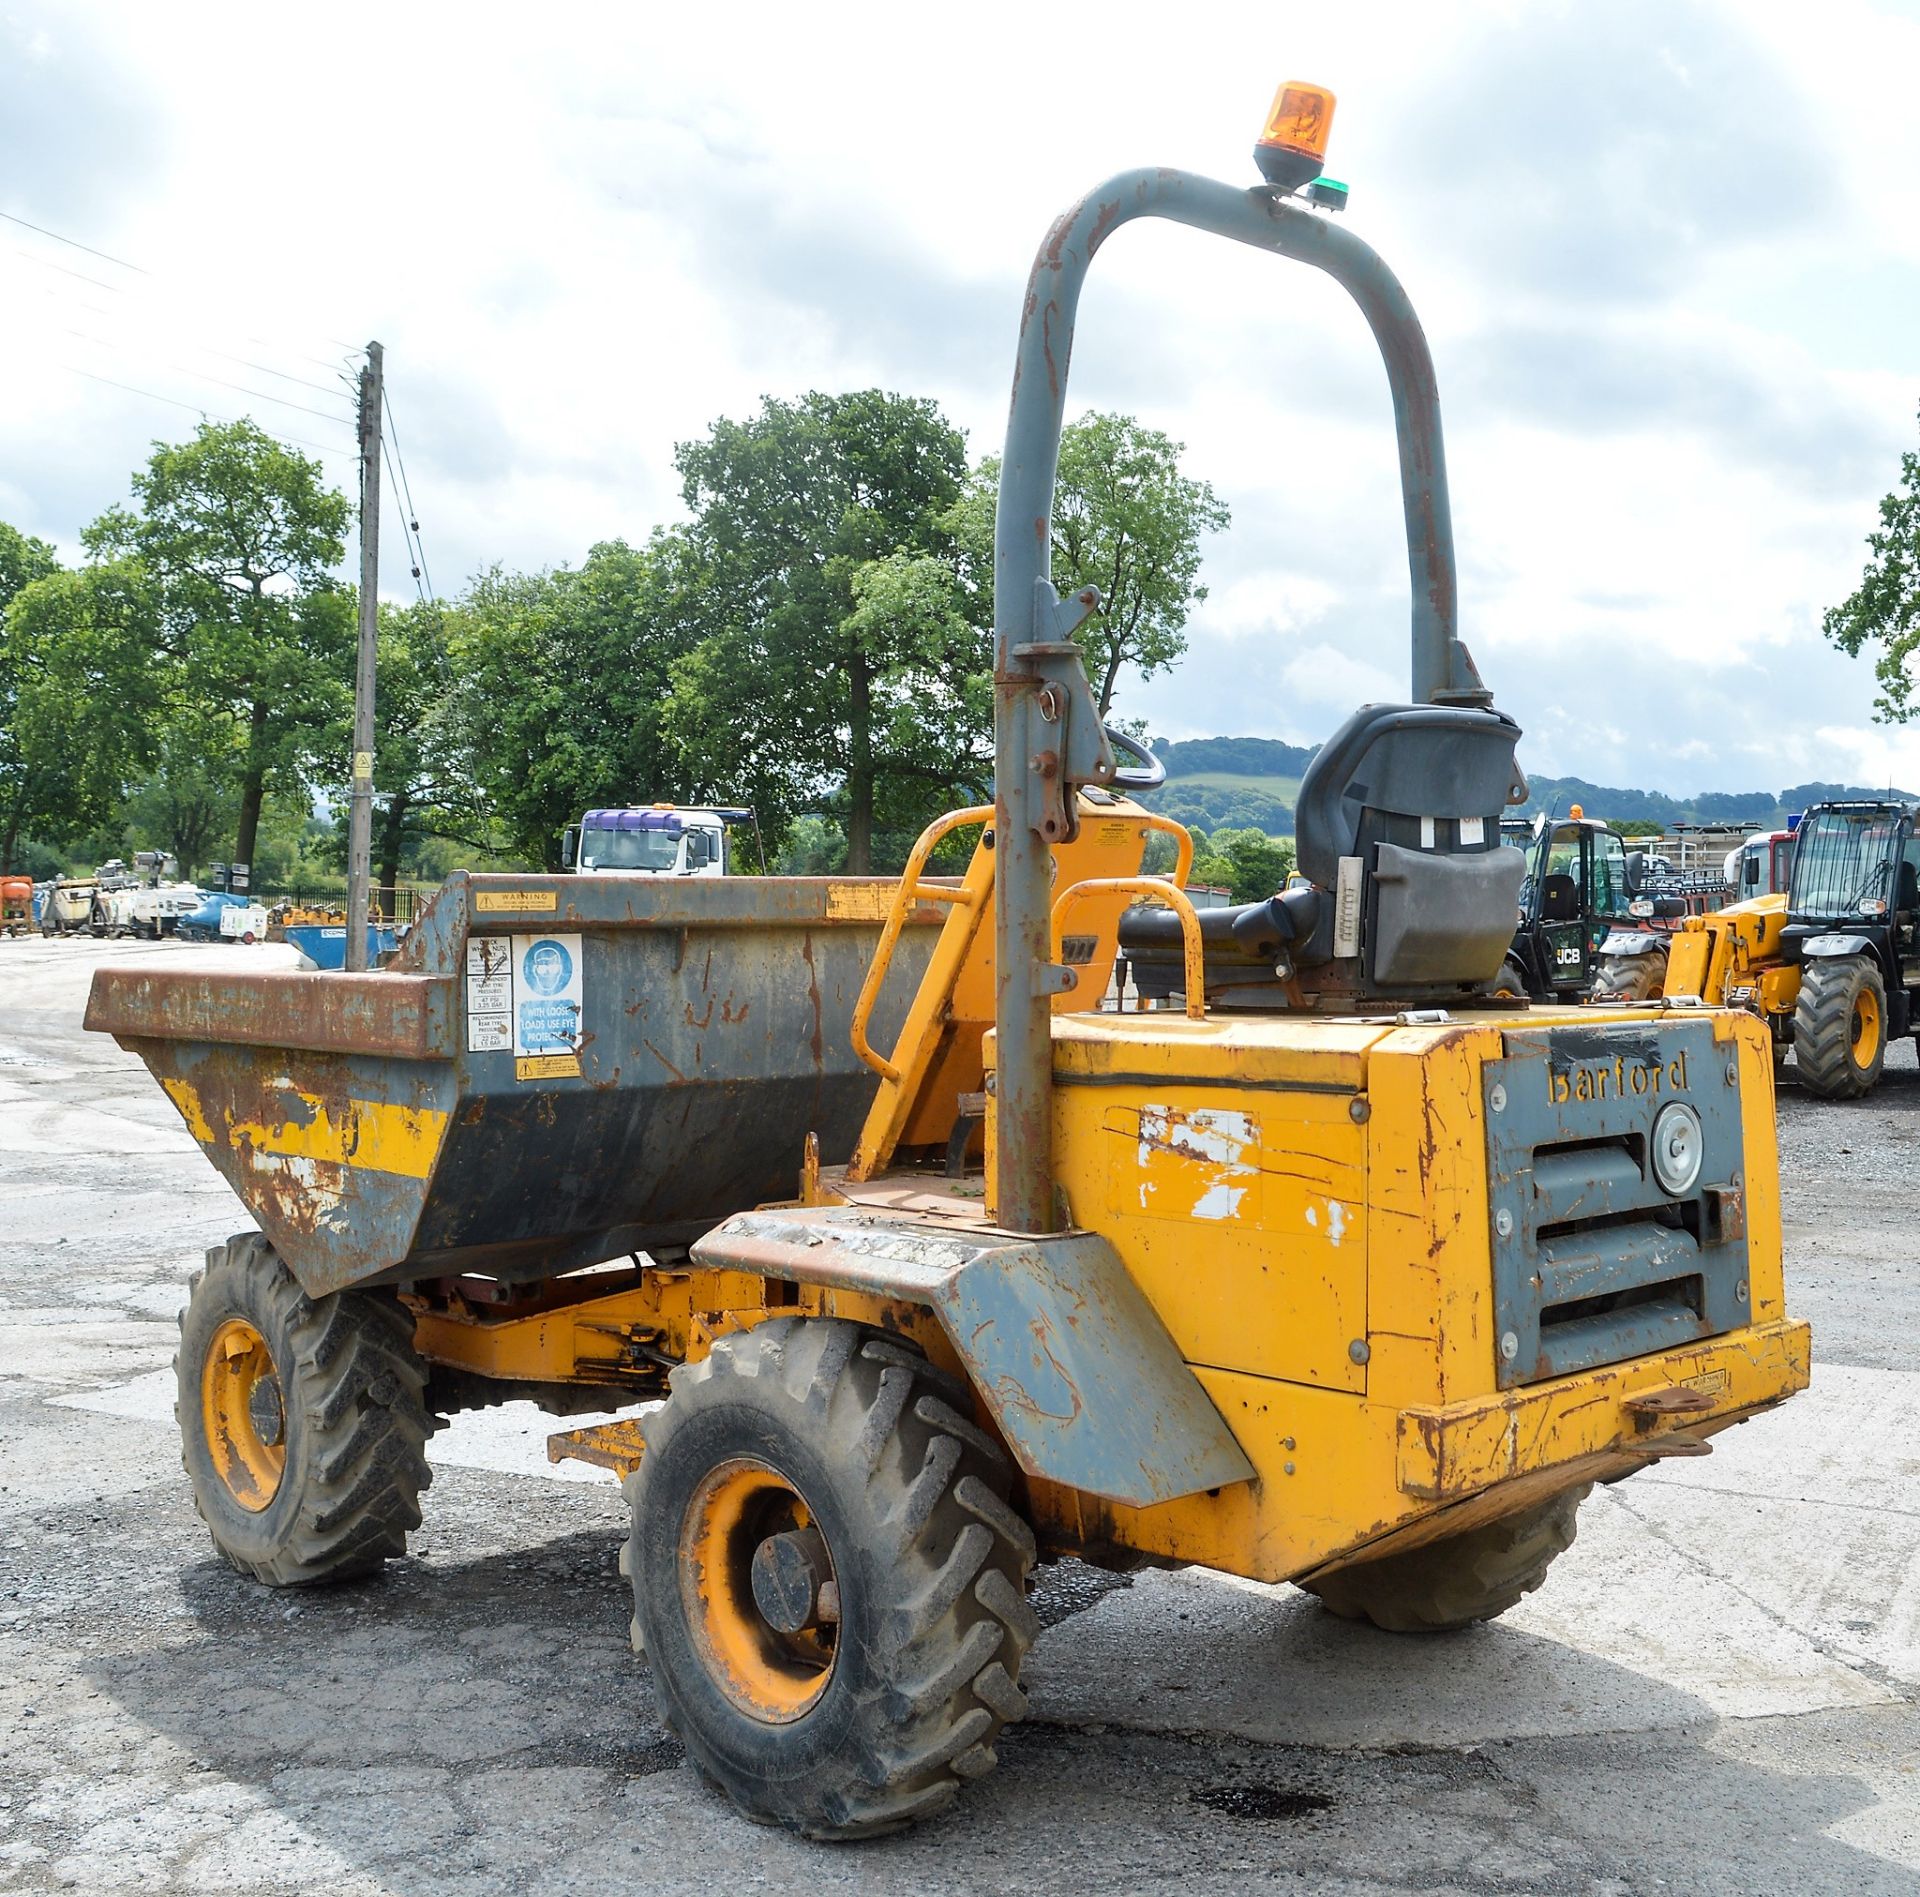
<box><xmin>624</xmin><ymin>1317</ymin><xmax>1036</xmax><ymax>1839</ymax></box>
<box><xmin>1793</xmin><ymin>956</ymin><xmax>1887</xmax><ymax>1099</ymax></box>
<box><xmin>1595</xmin><ymin>952</ymin><xmax>1662</xmax><ymax>1002</ymax></box>
<box><xmin>1303</xmin><ymin>1485</ymin><xmax>1589</xmax><ymax>1633</ymax></box>
<box><xmin>176</xmin><ymin>1233</ymin><xmax>432</xmax><ymax>1586</ymax></box>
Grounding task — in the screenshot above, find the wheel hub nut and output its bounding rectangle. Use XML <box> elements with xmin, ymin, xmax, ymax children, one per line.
<box><xmin>750</xmin><ymin>1527</ymin><xmax>834</xmax><ymax>1634</ymax></box>
<box><xmin>248</xmin><ymin>1374</ymin><xmax>285</xmax><ymax>1449</ymax></box>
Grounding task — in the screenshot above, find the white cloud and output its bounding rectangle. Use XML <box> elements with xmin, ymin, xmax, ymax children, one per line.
<box><xmin>1</xmin><ymin>0</ymin><xmax>1915</xmax><ymax>799</ymax></box>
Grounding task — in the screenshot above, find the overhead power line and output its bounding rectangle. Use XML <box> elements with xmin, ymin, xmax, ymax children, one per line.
<box><xmin>53</xmin><ymin>362</ymin><xmax>358</xmax><ymax>461</ymax></box>
<box><xmin>381</xmin><ymin>389</ymin><xmax>435</xmax><ymax>602</ymax></box>
<box><xmin>0</xmin><ymin>205</ymin><xmax>149</xmax><ymax>273</ymax></box>
<box><xmin>2</xmin><ymin>205</ymin><xmax>361</xmax><ymax>372</ymax></box>
<box><xmin>382</xmin><ymin>439</ymin><xmax>428</xmax><ymax>604</ymax></box>
<box><xmin>48</xmin><ymin>318</ymin><xmax>355</xmax><ymax>430</ymax></box>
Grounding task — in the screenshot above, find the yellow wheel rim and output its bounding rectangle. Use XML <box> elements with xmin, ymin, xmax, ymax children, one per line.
<box><xmin>681</xmin><ymin>1459</ymin><xmax>837</xmax><ymax>1723</ymax></box>
<box><xmin>201</xmin><ymin>1318</ymin><xmax>286</xmax><ymax>1512</ymax></box>
<box><xmin>1852</xmin><ymin>987</ymin><xmax>1883</xmax><ymax>1068</ymax></box>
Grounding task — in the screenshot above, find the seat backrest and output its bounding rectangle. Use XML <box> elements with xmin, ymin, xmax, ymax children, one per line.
<box><xmin>1540</xmin><ymin>872</ymin><xmax>1579</xmax><ymax>922</ymax></box>
<box><xmin>1292</xmin><ymin>703</ymin><xmax>1528</xmax><ymax>991</ymax></box>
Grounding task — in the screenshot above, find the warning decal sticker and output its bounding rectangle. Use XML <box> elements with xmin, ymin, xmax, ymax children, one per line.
<box><xmin>512</xmin><ymin>933</ymin><xmax>585</xmax><ymax>1064</ymax></box>
<box><xmin>465</xmin><ymin>939</ymin><xmax>513</xmax><ymax>1052</ymax></box>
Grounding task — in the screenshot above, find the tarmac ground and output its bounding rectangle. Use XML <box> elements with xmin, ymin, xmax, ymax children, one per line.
<box><xmin>2</xmin><ymin>934</ymin><xmax>1917</xmax><ymax>1894</ymax></box>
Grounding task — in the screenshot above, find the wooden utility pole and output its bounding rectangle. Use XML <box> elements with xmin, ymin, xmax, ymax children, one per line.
<box><xmin>346</xmin><ymin>340</ymin><xmax>383</xmax><ymax>972</ymax></box>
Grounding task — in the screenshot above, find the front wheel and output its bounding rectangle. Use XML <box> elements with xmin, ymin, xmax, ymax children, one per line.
<box><xmin>1489</xmin><ymin>957</ymin><xmax>1529</xmax><ymax>1001</ymax></box>
<box><xmin>1302</xmin><ymin>1485</ymin><xmax>1589</xmax><ymax>1633</ymax></box>
<box><xmin>1793</xmin><ymin>955</ymin><xmax>1887</xmax><ymax>1099</ymax></box>
<box><xmin>176</xmin><ymin>1233</ymin><xmax>432</xmax><ymax>1586</ymax></box>
<box><xmin>1594</xmin><ymin>952</ymin><xmax>1663</xmax><ymax>1002</ymax></box>
<box><xmin>625</xmin><ymin>1317</ymin><xmax>1036</xmax><ymax>1838</ymax></box>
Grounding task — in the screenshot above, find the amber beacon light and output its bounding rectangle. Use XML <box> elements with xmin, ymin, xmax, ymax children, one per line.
<box><xmin>1254</xmin><ymin>80</ymin><xmax>1336</xmax><ymax>191</ymax></box>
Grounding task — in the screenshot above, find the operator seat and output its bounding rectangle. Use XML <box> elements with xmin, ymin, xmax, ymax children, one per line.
<box><xmin>1539</xmin><ymin>873</ymin><xmax>1580</xmax><ymax>922</ymax></box>
<box><xmin>1120</xmin><ymin>702</ymin><xmax>1528</xmax><ymax>1004</ymax></box>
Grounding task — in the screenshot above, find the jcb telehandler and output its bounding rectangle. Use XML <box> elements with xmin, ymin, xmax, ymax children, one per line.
<box><xmin>88</xmin><ymin>83</ymin><xmax>1808</xmax><ymax>1841</ymax></box>
<box><xmin>1615</xmin><ymin>797</ymin><xmax>1920</xmax><ymax>1098</ymax></box>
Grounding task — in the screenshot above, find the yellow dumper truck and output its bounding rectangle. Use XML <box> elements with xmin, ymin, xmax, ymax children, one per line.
<box><xmin>87</xmin><ymin>83</ymin><xmax>1808</xmax><ymax>1840</ymax></box>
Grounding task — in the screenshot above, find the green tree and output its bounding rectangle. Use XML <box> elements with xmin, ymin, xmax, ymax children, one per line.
<box><xmin>118</xmin><ymin>707</ymin><xmax>241</xmax><ymax>876</ymax></box>
<box><xmin>0</xmin><ymin>524</ymin><xmax>62</xmax><ymax>868</ymax></box>
<box><xmin>1189</xmin><ymin>825</ymin><xmax>1295</xmax><ymax>902</ymax></box>
<box><xmin>1824</xmin><ymin>405</ymin><xmax>1920</xmax><ymax>719</ymax></box>
<box><xmin>308</xmin><ymin>600</ymin><xmax>497</xmax><ymax>899</ymax></box>
<box><xmin>948</xmin><ymin>411</ymin><xmax>1229</xmax><ymax>717</ymax></box>
<box><xmin>87</xmin><ymin>421</ymin><xmax>353</xmax><ymax>874</ymax></box>
<box><xmin>0</xmin><ymin>522</ymin><xmax>58</xmax><ymax>609</ymax></box>
<box><xmin>449</xmin><ymin>535</ymin><xmax>703</xmax><ymax>869</ymax></box>
<box><xmin>1</xmin><ymin>559</ymin><xmax>166</xmax><ymax>871</ymax></box>
<box><xmin>664</xmin><ymin>391</ymin><xmax>981</xmax><ymax>873</ymax></box>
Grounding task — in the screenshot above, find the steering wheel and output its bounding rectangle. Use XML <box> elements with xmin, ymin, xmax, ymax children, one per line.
<box><xmin>1104</xmin><ymin>725</ymin><xmax>1166</xmax><ymax>792</ymax></box>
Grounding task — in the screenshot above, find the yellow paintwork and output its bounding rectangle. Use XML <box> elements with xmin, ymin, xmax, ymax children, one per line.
<box><xmin>1757</xmin><ymin>962</ymin><xmax>1801</xmax><ymax>1016</ymax></box>
<box><xmin>1665</xmin><ymin>893</ymin><xmax>1797</xmax><ymax>1024</ymax></box>
<box><xmin>1024</xmin><ymin>1316</ymin><xmax>1806</xmax><ymax>1582</ymax></box>
<box><xmin>393</xmin><ymin>841</ymin><xmax>1807</xmax><ymax>1592</ymax></box>
<box><xmin>201</xmin><ymin>1317</ymin><xmax>285</xmax><ymax>1512</ymax></box>
<box><xmin>161</xmin><ymin>1076</ymin><xmax>448</xmax><ymax>1180</ymax></box>
<box><xmin>1020</xmin><ymin>998</ymin><xmax>1807</xmax><ymax>1582</ymax></box>
<box><xmin>405</xmin><ymin>1267</ymin><xmax>961</xmax><ymax>1397</ymax></box>
<box><xmin>848</xmin><ymin>796</ymin><xmax>1183</xmax><ymax>1178</ymax></box>
<box><xmin>394</xmin><ymin>954</ymin><xmax>1805</xmax><ymax>1591</ymax></box>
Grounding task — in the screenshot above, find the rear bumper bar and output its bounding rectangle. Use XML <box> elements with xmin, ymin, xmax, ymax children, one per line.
<box><xmin>1395</xmin><ymin>1317</ymin><xmax>1810</xmax><ymax>1501</ymax></box>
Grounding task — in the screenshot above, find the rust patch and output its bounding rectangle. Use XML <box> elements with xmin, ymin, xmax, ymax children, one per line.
<box><xmin>643</xmin><ymin>1040</ymin><xmax>688</xmax><ymax>1085</ymax></box>
<box><xmin>801</xmin><ymin>933</ymin><xmax>823</xmax><ymax>1068</ymax></box>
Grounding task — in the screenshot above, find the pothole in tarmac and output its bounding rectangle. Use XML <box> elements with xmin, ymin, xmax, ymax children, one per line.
<box><xmin>1029</xmin><ymin>1558</ymin><xmax>1135</xmax><ymax>1629</ymax></box>
<box><xmin>1189</xmin><ymin>1782</ymin><xmax>1336</xmax><ymax>1822</ymax></box>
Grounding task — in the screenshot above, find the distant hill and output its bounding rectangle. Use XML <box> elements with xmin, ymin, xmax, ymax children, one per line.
<box><xmin>1143</xmin><ymin>735</ymin><xmax>1915</xmax><ymax>840</ymax></box>
<box><xmin>1504</xmin><ymin>777</ymin><xmax>1919</xmax><ymax>829</ymax></box>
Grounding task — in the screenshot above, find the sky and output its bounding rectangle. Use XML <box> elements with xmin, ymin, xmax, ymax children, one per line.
<box><xmin>3</xmin><ymin>0</ymin><xmax>1918</xmax><ymax>797</ymax></box>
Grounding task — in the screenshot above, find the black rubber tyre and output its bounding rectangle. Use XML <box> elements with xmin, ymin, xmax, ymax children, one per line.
<box><xmin>1595</xmin><ymin>952</ymin><xmax>1663</xmax><ymax>1002</ymax></box>
<box><xmin>1490</xmin><ymin>958</ymin><xmax>1529</xmax><ymax>1001</ymax></box>
<box><xmin>1303</xmin><ymin>1484</ymin><xmax>1589</xmax><ymax>1633</ymax></box>
<box><xmin>624</xmin><ymin>1317</ymin><xmax>1037</xmax><ymax>1839</ymax></box>
<box><xmin>176</xmin><ymin>1232</ymin><xmax>432</xmax><ymax>1586</ymax></box>
<box><xmin>1793</xmin><ymin>955</ymin><xmax>1887</xmax><ymax>1100</ymax></box>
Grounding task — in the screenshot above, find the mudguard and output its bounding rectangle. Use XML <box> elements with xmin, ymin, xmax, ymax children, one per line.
<box><xmin>1800</xmin><ymin>933</ymin><xmax>1877</xmax><ymax>958</ymax></box>
<box><xmin>689</xmin><ymin>1207</ymin><xmax>1257</xmax><ymax>1507</ymax></box>
<box><xmin>1598</xmin><ymin>931</ymin><xmax>1664</xmax><ymax>958</ymax></box>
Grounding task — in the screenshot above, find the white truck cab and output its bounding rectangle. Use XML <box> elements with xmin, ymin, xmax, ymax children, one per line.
<box><xmin>563</xmin><ymin>806</ymin><xmax>753</xmax><ymax>878</ymax></box>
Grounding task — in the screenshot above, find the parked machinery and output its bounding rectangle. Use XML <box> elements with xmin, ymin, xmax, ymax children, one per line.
<box><xmin>1648</xmin><ymin>799</ymin><xmax>1917</xmax><ymax>1097</ymax></box>
<box><xmin>1595</xmin><ymin>826</ymin><xmax>1794</xmax><ymax>1003</ymax></box>
<box><xmin>86</xmin><ymin>852</ymin><xmax>190</xmax><ymax>938</ymax></box>
<box><xmin>1491</xmin><ymin>807</ymin><xmax>1633</xmax><ymax>1000</ymax></box>
<box><xmin>88</xmin><ymin>88</ymin><xmax>1807</xmax><ymax>1840</ymax></box>
<box><xmin>38</xmin><ymin>875</ymin><xmax>96</xmax><ymax>936</ymax></box>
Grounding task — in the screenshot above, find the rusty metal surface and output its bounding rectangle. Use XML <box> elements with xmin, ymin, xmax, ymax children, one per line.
<box><xmin>393</xmin><ymin>871</ymin><xmax>946</xmax><ymax>976</ymax></box>
<box><xmin>90</xmin><ymin>876</ymin><xmax>945</xmax><ymax>1299</ymax></box>
<box><xmin>691</xmin><ymin>1207</ymin><xmax>1256</xmax><ymax>1507</ymax></box>
<box><xmin>546</xmin><ymin>1418</ymin><xmax>648</xmax><ymax>1477</ymax></box>
<box><xmin>86</xmin><ymin>967</ymin><xmax>456</xmax><ymax>1060</ymax></box>
<box><xmin>124</xmin><ymin>1040</ymin><xmax>458</xmax><ymax>1293</ymax></box>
